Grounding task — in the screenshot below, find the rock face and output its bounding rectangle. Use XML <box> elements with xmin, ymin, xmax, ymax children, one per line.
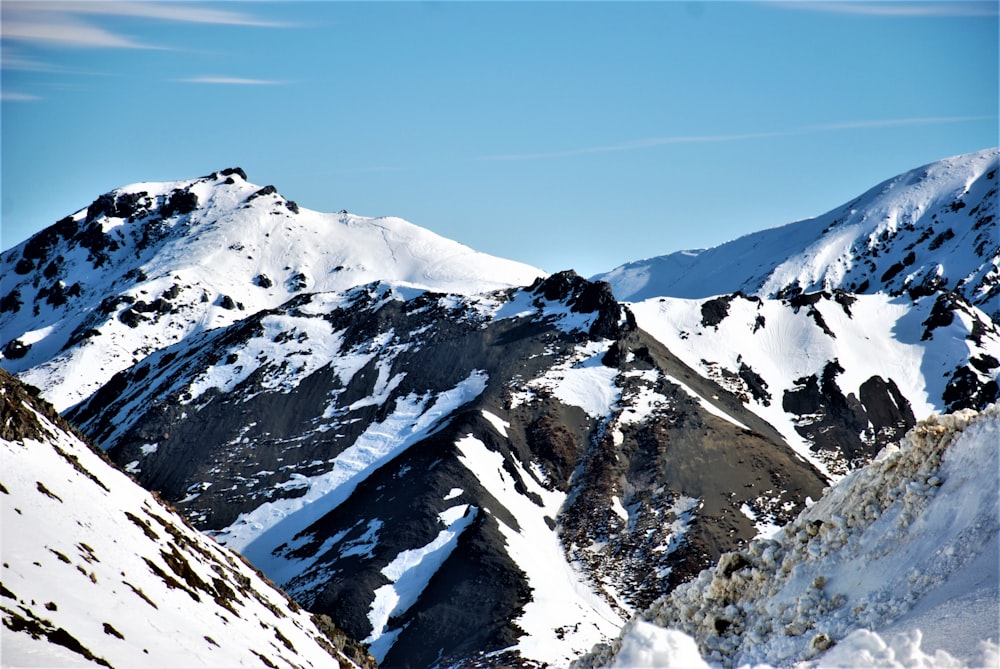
<box><xmin>628</xmin><ymin>289</ymin><xmax>1000</xmax><ymax>478</ymax></box>
<box><xmin>0</xmin><ymin>368</ymin><xmax>369</xmax><ymax>669</ymax></box>
<box><xmin>65</xmin><ymin>273</ymin><xmax>829</xmax><ymax>667</ymax></box>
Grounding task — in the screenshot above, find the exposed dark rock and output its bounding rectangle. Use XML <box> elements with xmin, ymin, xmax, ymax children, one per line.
<box><xmin>220</xmin><ymin>167</ymin><xmax>248</xmax><ymax>181</ymax></box>
<box><xmin>161</xmin><ymin>189</ymin><xmax>199</xmax><ymax>218</ymax></box>
<box><xmin>1</xmin><ymin>289</ymin><xmax>23</xmax><ymax>313</ymax></box>
<box><xmin>699</xmin><ymin>293</ymin><xmax>745</xmax><ymax>329</ymax></box>
<box><xmin>783</xmin><ymin>363</ymin><xmax>915</xmax><ymax>471</ymax></box>
<box><xmin>2</xmin><ymin>339</ymin><xmax>30</xmax><ymax>360</ymax></box>
<box><xmin>943</xmin><ymin>367</ymin><xmax>999</xmax><ymax>412</ymax></box>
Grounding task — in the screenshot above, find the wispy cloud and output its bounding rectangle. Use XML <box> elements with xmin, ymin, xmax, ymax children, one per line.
<box><xmin>26</xmin><ymin>1</ymin><xmax>290</xmax><ymax>28</ymax></box>
<box><xmin>177</xmin><ymin>76</ymin><xmax>287</xmax><ymax>86</ymax></box>
<box><xmin>483</xmin><ymin>115</ymin><xmax>997</xmax><ymax>161</ymax></box>
<box><xmin>2</xmin><ymin>15</ymin><xmax>154</xmax><ymax>49</ymax></box>
<box><xmin>0</xmin><ymin>1</ymin><xmax>287</xmax><ymax>50</ymax></box>
<box><xmin>767</xmin><ymin>1</ymin><xmax>998</xmax><ymax>18</ymax></box>
<box><xmin>1</xmin><ymin>91</ymin><xmax>42</xmax><ymax>102</ymax></box>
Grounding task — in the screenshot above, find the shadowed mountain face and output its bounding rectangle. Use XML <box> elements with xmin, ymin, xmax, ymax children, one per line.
<box><xmin>4</xmin><ymin>151</ymin><xmax>998</xmax><ymax>666</ymax></box>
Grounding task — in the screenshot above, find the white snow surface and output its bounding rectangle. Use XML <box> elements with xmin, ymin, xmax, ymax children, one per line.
<box><xmin>629</xmin><ymin>291</ymin><xmax>1000</xmax><ymax>478</ymax></box>
<box><xmin>456</xmin><ymin>433</ymin><xmax>625</xmax><ymax>665</ymax></box>
<box><xmin>596</xmin><ymin>148</ymin><xmax>998</xmax><ymax>313</ymax></box>
<box><xmin>213</xmin><ymin>370</ymin><xmax>489</xmax><ymax>580</ymax></box>
<box><xmin>578</xmin><ymin>405</ymin><xmax>1000</xmax><ymax>669</ymax></box>
<box><xmin>1</xmin><ymin>391</ymin><xmax>351</xmax><ymax>668</ymax></box>
<box><xmin>0</xmin><ymin>169</ymin><xmax>544</xmax><ymax>411</ymax></box>
<box><xmin>364</xmin><ymin>505</ymin><xmax>478</xmax><ymax>662</ymax></box>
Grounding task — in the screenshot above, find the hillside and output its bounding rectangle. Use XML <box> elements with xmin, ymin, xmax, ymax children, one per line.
<box><xmin>0</xmin><ymin>168</ymin><xmax>543</xmax><ymax>411</ymax></box>
<box><xmin>575</xmin><ymin>405</ymin><xmax>999</xmax><ymax>668</ymax></box>
<box><xmin>0</xmin><ymin>368</ymin><xmax>371</xmax><ymax>668</ymax></box>
<box><xmin>1</xmin><ymin>150</ymin><xmax>997</xmax><ymax>667</ymax></box>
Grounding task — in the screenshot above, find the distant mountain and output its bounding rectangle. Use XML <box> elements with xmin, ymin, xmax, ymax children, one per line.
<box><xmin>0</xmin><ymin>167</ymin><xmax>543</xmax><ymax>411</ymax></box>
<box><xmin>0</xmin><ymin>368</ymin><xmax>371</xmax><ymax>668</ymax></box>
<box><xmin>576</xmin><ymin>404</ymin><xmax>999</xmax><ymax>668</ymax></box>
<box><xmin>596</xmin><ymin>149</ymin><xmax>998</xmax><ymax>320</ymax></box>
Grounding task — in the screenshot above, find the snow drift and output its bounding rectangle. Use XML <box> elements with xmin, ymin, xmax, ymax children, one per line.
<box><xmin>576</xmin><ymin>404</ymin><xmax>1000</xmax><ymax>668</ymax></box>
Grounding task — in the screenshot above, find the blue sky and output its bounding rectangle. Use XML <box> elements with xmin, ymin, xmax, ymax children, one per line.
<box><xmin>2</xmin><ymin>1</ymin><xmax>997</xmax><ymax>277</ymax></box>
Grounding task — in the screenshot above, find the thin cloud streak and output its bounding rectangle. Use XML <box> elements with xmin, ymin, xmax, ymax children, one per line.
<box><xmin>483</xmin><ymin>116</ymin><xmax>997</xmax><ymax>161</ymax></box>
<box><xmin>178</xmin><ymin>76</ymin><xmax>287</xmax><ymax>86</ymax></box>
<box><xmin>0</xmin><ymin>2</ymin><xmax>287</xmax><ymax>50</ymax></box>
<box><xmin>2</xmin><ymin>18</ymin><xmax>154</xmax><ymax>49</ymax></box>
<box><xmin>767</xmin><ymin>1</ymin><xmax>999</xmax><ymax>18</ymax></box>
<box><xmin>2</xmin><ymin>91</ymin><xmax>42</xmax><ymax>102</ymax></box>
<box><xmin>14</xmin><ymin>2</ymin><xmax>290</xmax><ymax>28</ymax></box>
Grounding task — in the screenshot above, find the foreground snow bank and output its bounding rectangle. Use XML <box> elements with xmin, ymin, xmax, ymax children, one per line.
<box><xmin>576</xmin><ymin>405</ymin><xmax>999</xmax><ymax>668</ymax></box>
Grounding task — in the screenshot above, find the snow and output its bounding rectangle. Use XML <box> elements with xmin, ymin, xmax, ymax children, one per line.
<box><xmin>1</xmin><ymin>392</ymin><xmax>349</xmax><ymax>668</ymax></box>
<box><xmin>1</xmin><ymin>169</ymin><xmax>544</xmax><ymax>411</ymax></box>
<box><xmin>578</xmin><ymin>405</ymin><xmax>1000</xmax><ymax>669</ymax></box>
<box><xmin>512</xmin><ymin>340</ymin><xmax>621</xmax><ymax>419</ymax></box>
<box><xmin>609</xmin><ymin>621</ymin><xmax>711</xmax><ymax>669</ymax></box>
<box><xmin>627</xmin><ymin>291</ymin><xmax>999</xmax><ymax>478</ymax></box>
<box><xmin>213</xmin><ymin>370</ymin><xmax>488</xmax><ymax>582</ymax></box>
<box><xmin>364</xmin><ymin>505</ymin><xmax>478</xmax><ymax>662</ymax></box>
<box><xmin>662</xmin><ymin>373</ymin><xmax>751</xmax><ymax>431</ymax></box>
<box><xmin>455</xmin><ymin>433</ymin><xmax>625</xmax><ymax>665</ymax></box>
<box><xmin>596</xmin><ymin>148</ymin><xmax>998</xmax><ymax>313</ymax></box>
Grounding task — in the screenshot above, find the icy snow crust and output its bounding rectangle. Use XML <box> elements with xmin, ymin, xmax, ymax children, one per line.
<box><xmin>578</xmin><ymin>405</ymin><xmax>1000</xmax><ymax>668</ymax></box>
<box><xmin>597</xmin><ymin>148</ymin><xmax>999</xmax><ymax>317</ymax></box>
<box><xmin>0</xmin><ymin>384</ymin><xmax>351</xmax><ymax>668</ymax></box>
<box><xmin>0</xmin><ymin>169</ymin><xmax>544</xmax><ymax>411</ymax></box>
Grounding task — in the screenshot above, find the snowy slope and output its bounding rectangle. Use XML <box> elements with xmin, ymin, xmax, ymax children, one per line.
<box><xmin>629</xmin><ymin>290</ymin><xmax>1000</xmax><ymax>477</ymax></box>
<box><xmin>576</xmin><ymin>404</ymin><xmax>1000</xmax><ymax>668</ymax></box>
<box><xmin>597</xmin><ymin>149</ymin><xmax>998</xmax><ymax>318</ymax></box>
<box><xmin>0</xmin><ymin>369</ymin><xmax>370</xmax><ymax>668</ymax></box>
<box><xmin>0</xmin><ymin>168</ymin><xmax>544</xmax><ymax>411</ymax></box>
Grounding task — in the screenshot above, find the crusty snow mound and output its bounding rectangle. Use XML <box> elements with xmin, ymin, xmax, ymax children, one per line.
<box><xmin>0</xmin><ymin>370</ymin><xmax>363</xmax><ymax>668</ymax></box>
<box><xmin>576</xmin><ymin>404</ymin><xmax>1000</xmax><ymax>668</ymax></box>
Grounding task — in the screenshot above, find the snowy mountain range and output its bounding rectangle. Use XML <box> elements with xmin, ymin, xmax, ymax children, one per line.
<box><xmin>2</xmin><ymin>149</ymin><xmax>997</xmax><ymax>667</ymax></box>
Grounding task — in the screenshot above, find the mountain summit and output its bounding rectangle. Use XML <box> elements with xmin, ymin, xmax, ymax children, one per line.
<box><xmin>0</xmin><ymin>168</ymin><xmax>544</xmax><ymax>411</ymax></box>
<box><xmin>596</xmin><ymin>148</ymin><xmax>998</xmax><ymax>319</ymax></box>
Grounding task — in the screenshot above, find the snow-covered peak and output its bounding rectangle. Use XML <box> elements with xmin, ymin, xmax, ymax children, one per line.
<box><xmin>0</xmin><ymin>368</ymin><xmax>371</xmax><ymax>668</ymax></box>
<box><xmin>0</xmin><ymin>168</ymin><xmax>545</xmax><ymax>409</ymax></box>
<box><xmin>597</xmin><ymin>148</ymin><xmax>998</xmax><ymax>318</ymax></box>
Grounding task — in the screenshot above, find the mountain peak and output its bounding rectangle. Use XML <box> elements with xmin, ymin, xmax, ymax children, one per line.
<box><xmin>597</xmin><ymin>148</ymin><xmax>998</xmax><ymax>319</ymax></box>
<box><xmin>1</xmin><ymin>169</ymin><xmax>545</xmax><ymax>410</ymax></box>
